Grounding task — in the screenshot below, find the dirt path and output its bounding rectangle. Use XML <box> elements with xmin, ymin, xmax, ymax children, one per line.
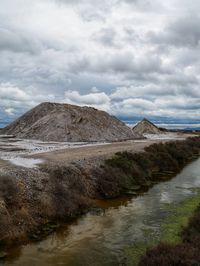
<box><xmin>32</xmin><ymin>139</ymin><xmax>168</xmax><ymax>163</ymax></box>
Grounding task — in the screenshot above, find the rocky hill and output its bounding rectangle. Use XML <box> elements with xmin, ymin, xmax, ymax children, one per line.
<box><xmin>1</xmin><ymin>102</ymin><xmax>139</xmax><ymax>142</ymax></box>
<box><xmin>132</xmin><ymin>118</ymin><xmax>162</xmax><ymax>136</ymax></box>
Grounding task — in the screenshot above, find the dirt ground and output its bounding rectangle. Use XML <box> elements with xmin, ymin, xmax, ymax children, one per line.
<box><xmin>32</xmin><ymin>139</ymin><xmax>171</xmax><ymax>163</ymax></box>
<box><xmin>0</xmin><ymin>159</ymin><xmax>10</xmax><ymax>168</ymax></box>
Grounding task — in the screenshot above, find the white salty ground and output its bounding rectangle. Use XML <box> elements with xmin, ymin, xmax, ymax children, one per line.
<box><xmin>0</xmin><ymin>136</ymin><xmax>107</xmax><ymax>168</ymax></box>
<box><xmin>0</xmin><ymin>133</ymin><xmax>194</xmax><ymax>168</ymax></box>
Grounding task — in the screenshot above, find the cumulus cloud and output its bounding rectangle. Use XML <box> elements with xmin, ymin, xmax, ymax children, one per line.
<box><xmin>0</xmin><ymin>82</ymin><xmax>56</xmax><ymax>119</ymax></box>
<box><xmin>63</xmin><ymin>90</ymin><xmax>111</xmax><ymax>111</ymax></box>
<box><xmin>4</xmin><ymin>108</ymin><xmax>15</xmax><ymax>116</ymax></box>
<box><xmin>0</xmin><ymin>83</ymin><xmax>29</xmax><ymax>101</ymax></box>
<box><xmin>0</xmin><ymin>0</ymin><xmax>200</xmax><ymax>124</ymax></box>
<box><xmin>0</xmin><ymin>28</ymin><xmax>42</xmax><ymax>54</ymax></box>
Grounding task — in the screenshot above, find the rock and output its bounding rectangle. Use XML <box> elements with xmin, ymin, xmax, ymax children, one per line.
<box><xmin>1</xmin><ymin>102</ymin><xmax>139</xmax><ymax>142</ymax></box>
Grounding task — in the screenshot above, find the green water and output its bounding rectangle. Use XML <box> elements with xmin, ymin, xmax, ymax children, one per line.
<box><xmin>2</xmin><ymin>159</ymin><xmax>200</xmax><ymax>266</ymax></box>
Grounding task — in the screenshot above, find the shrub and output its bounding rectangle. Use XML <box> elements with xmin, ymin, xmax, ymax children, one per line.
<box><xmin>139</xmin><ymin>243</ymin><xmax>200</xmax><ymax>266</ymax></box>
<box><xmin>0</xmin><ymin>175</ymin><xmax>18</xmax><ymax>207</ymax></box>
<box><xmin>138</xmin><ymin>204</ymin><xmax>200</xmax><ymax>265</ymax></box>
<box><xmin>43</xmin><ymin>164</ymin><xmax>90</xmax><ymax>218</ymax></box>
<box><xmin>182</xmin><ymin>204</ymin><xmax>200</xmax><ymax>244</ymax></box>
<box><xmin>101</xmin><ymin>137</ymin><xmax>200</xmax><ymax>198</ymax></box>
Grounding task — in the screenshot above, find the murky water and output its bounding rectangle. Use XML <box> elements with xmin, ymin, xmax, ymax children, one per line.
<box><xmin>2</xmin><ymin>159</ymin><xmax>200</xmax><ymax>266</ymax></box>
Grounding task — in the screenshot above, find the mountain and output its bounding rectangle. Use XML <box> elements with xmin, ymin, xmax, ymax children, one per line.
<box><xmin>1</xmin><ymin>102</ymin><xmax>140</xmax><ymax>142</ymax></box>
<box><xmin>132</xmin><ymin>118</ymin><xmax>162</xmax><ymax>136</ymax></box>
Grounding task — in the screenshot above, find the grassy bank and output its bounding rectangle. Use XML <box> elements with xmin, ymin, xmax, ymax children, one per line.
<box><xmin>0</xmin><ymin>137</ymin><xmax>200</xmax><ymax>256</ymax></box>
<box><xmin>138</xmin><ymin>195</ymin><xmax>200</xmax><ymax>266</ymax></box>
<box><xmin>125</xmin><ymin>192</ymin><xmax>200</xmax><ymax>266</ymax></box>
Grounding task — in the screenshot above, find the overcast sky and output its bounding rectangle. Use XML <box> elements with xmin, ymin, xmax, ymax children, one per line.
<box><xmin>0</xmin><ymin>0</ymin><xmax>200</xmax><ymax>124</ymax></box>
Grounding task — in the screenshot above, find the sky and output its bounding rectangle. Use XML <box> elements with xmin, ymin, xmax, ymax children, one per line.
<box><xmin>0</xmin><ymin>0</ymin><xmax>200</xmax><ymax>126</ymax></box>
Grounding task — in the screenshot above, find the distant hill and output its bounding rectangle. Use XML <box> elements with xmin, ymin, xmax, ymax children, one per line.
<box><xmin>132</xmin><ymin>118</ymin><xmax>162</xmax><ymax>136</ymax></box>
<box><xmin>1</xmin><ymin>102</ymin><xmax>141</xmax><ymax>142</ymax></box>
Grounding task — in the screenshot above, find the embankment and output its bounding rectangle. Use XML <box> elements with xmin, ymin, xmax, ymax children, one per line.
<box><xmin>0</xmin><ymin>137</ymin><xmax>200</xmax><ymax>255</ymax></box>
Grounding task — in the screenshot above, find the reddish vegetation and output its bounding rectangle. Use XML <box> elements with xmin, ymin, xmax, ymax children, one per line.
<box><xmin>139</xmin><ymin>205</ymin><xmax>200</xmax><ymax>266</ymax></box>
<box><xmin>183</xmin><ymin>205</ymin><xmax>200</xmax><ymax>244</ymax></box>
<box><xmin>139</xmin><ymin>242</ymin><xmax>200</xmax><ymax>266</ymax></box>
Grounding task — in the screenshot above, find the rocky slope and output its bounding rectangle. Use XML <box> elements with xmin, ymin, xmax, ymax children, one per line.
<box><xmin>132</xmin><ymin>118</ymin><xmax>162</xmax><ymax>136</ymax></box>
<box><xmin>1</xmin><ymin>102</ymin><xmax>138</xmax><ymax>142</ymax></box>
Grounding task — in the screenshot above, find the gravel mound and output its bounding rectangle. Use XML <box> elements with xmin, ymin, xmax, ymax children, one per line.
<box><xmin>132</xmin><ymin>118</ymin><xmax>162</xmax><ymax>136</ymax></box>
<box><xmin>2</xmin><ymin>102</ymin><xmax>139</xmax><ymax>142</ymax></box>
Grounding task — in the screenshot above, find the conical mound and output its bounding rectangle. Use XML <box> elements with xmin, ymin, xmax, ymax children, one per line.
<box><xmin>132</xmin><ymin>118</ymin><xmax>162</xmax><ymax>135</ymax></box>
<box><xmin>2</xmin><ymin>102</ymin><xmax>138</xmax><ymax>142</ymax></box>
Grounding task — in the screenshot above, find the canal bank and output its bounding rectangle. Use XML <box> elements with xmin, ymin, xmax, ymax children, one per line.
<box><xmin>125</xmin><ymin>187</ymin><xmax>200</xmax><ymax>265</ymax></box>
<box><xmin>0</xmin><ymin>137</ymin><xmax>200</xmax><ymax>264</ymax></box>
<box><xmin>2</xmin><ymin>157</ymin><xmax>200</xmax><ymax>266</ymax></box>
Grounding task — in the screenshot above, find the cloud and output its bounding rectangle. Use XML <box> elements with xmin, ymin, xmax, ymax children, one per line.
<box><xmin>56</xmin><ymin>0</ymin><xmax>118</xmax><ymax>21</ymax></box>
<box><xmin>0</xmin><ymin>28</ymin><xmax>42</xmax><ymax>54</ymax></box>
<box><xmin>93</xmin><ymin>28</ymin><xmax>117</xmax><ymax>47</ymax></box>
<box><xmin>60</xmin><ymin>87</ymin><xmax>200</xmax><ymax>119</ymax></box>
<box><xmin>63</xmin><ymin>90</ymin><xmax>111</xmax><ymax>111</ymax></box>
<box><xmin>148</xmin><ymin>16</ymin><xmax>200</xmax><ymax>48</ymax></box>
<box><xmin>4</xmin><ymin>108</ymin><xmax>15</xmax><ymax>116</ymax></box>
<box><xmin>0</xmin><ymin>82</ymin><xmax>56</xmax><ymax>119</ymax></box>
<box><xmin>0</xmin><ymin>83</ymin><xmax>29</xmax><ymax>101</ymax></box>
<box><xmin>0</xmin><ymin>0</ymin><xmax>200</xmax><ymax>124</ymax></box>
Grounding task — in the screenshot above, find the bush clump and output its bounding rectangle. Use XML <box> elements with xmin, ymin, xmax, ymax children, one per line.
<box><xmin>139</xmin><ymin>205</ymin><xmax>200</xmax><ymax>266</ymax></box>
<box><xmin>41</xmin><ymin>163</ymin><xmax>90</xmax><ymax>219</ymax></box>
<box><xmin>139</xmin><ymin>242</ymin><xmax>200</xmax><ymax>266</ymax></box>
<box><xmin>100</xmin><ymin>137</ymin><xmax>200</xmax><ymax>198</ymax></box>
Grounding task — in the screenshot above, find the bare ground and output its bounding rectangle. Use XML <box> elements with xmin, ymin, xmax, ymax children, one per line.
<box><xmin>32</xmin><ymin>139</ymin><xmax>173</xmax><ymax>164</ymax></box>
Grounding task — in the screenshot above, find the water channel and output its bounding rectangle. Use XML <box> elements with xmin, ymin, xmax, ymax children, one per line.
<box><xmin>3</xmin><ymin>158</ymin><xmax>200</xmax><ymax>266</ymax></box>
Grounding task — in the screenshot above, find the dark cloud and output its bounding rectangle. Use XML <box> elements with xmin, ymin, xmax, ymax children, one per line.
<box><xmin>82</xmin><ymin>52</ymin><xmax>168</xmax><ymax>78</ymax></box>
<box><xmin>148</xmin><ymin>16</ymin><xmax>200</xmax><ymax>48</ymax></box>
<box><xmin>93</xmin><ymin>28</ymin><xmax>117</xmax><ymax>47</ymax></box>
<box><xmin>0</xmin><ymin>0</ymin><xmax>199</xmax><ymax>122</ymax></box>
<box><xmin>0</xmin><ymin>27</ymin><xmax>42</xmax><ymax>54</ymax></box>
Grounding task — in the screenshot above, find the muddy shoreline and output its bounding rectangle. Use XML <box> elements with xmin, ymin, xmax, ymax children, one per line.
<box><xmin>0</xmin><ymin>136</ymin><xmax>200</xmax><ymax>259</ymax></box>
